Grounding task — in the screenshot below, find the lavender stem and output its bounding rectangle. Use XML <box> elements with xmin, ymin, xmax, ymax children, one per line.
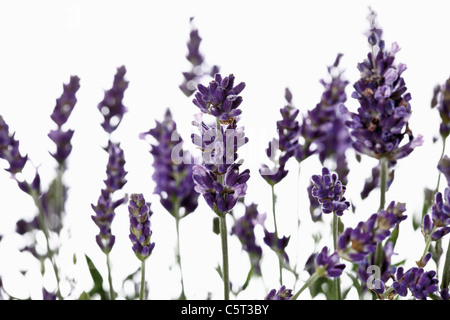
<box><xmin>140</xmin><ymin>260</ymin><xmax>146</xmax><ymax>300</ymax></box>
<box><xmin>271</xmin><ymin>184</ymin><xmax>283</xmax><ymax>285</ymax></box>
<box><xmin>106</xmin><ymin>253</ymin><xmax>115</xmax><ymax>300</ymax></box>
<box><xmin>291</xmin><ymin>272</ymin><xmax>320</xmax><ymax>300</ymax></box>
<box><xmin>332</xmin><ymin>212</ymin><xmax>341</xmax><ymax>300</ymax></box>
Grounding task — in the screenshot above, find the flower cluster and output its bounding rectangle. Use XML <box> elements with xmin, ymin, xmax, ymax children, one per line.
<box><xmin>431</xmin><ymin>77</ymin><xmax>450</xmax><ymax>139</ymax></box>
<box><xmin>338</xmin><ymin>201</ymin><xmax>407</xmax><ymax>262</ymax></box>
<box><xmin>128</xmin><ymin>193</ymin><xmax>155</xmax><ymax>261</ymax></box>
<box><xmin>303</xmin><ymin>54</ymin><xmax>351</xmax><ymax>182</ymax></box>
<box><xmin>179</xmin><ymin>17</ymin><xmax>219</xmax><ymax>97</ymax></box>
<box><xmin>260</xmin><ymin>88</ymin><xmax>302</xmax><ymax>185</ymax></box>
<box><xmin>264</xmin><ymin>285</ymin><xmax>293</xmax><ymax>300</ymax></box>
<box><xmin>192</xmin><ymin>73</ymin><xmax>250</xmax><ymax>215</ymax></box>
<box><xmin>0</xmin><ymin>116</ymin><xmax>28</xmax><ymax>175</ymax></box>
<box><xmin>231</xmin><ymin>203</ymin><xmax>265</xmax><ymax>275</ymax></box>
<box><xmin>346</xmin><ymin>10</ymin><xmax>423</xmax><ymax>162</ymax></box>
<box><xmin>310</xmin><ymin>167</ymin><xmax>350</xmax><ymax>216</ymax></box>
<box><xmin>48</xmin><ymin>75</ymin><xmax>81</xmax><ymax>164</ymax></box>
<box><xmin>91</xmin><ymin>66</ymin><xmax>129</xmax><ymax>253</ymax></box>
<box><xmin>392</xmin><ymin>267</ymin><xmax>439</xmax><ymax>300</ymax></box>
<box><xmin>422</xmin><ymin>188</ymin><xmax>450</xmax><ymax>241</ymax></box>
<box><xmin>314</xmin><ymin>246</ymin><xmax>346</xmax><ymax>278</ymax></box>
<box><xmin>193</xmin><ymin>73</ymin><xmax>245</xmax><ymax>123</ymax></box>
<box><xmin>263</xmin><ymin>229</ymin><xmax>290</xmax><ymax>264</ymax></box>
<box><xmin>97</xmin><ymin>65</ymin><xmax>129</xmax><ymax>134</ymax></box>
<box><xmin>140</xmin><ymin>108</ymin><xmax>199</xmax><ymax>218</ymax></box>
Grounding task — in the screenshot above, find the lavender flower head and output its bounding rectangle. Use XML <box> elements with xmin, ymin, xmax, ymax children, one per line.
<box><xmin>431</xmin><ymin>76</ymin><xmax>450</xmax><ymax>139</ymax></box>
<box><xmin>179</xmin><ymin>17</ymin><xmax>219</xmax><ymax>97</ymax></box>
<box><xmin>192</xmin><ymin>73</ymin><xmax>250</xmax><ymax>214</ymax></box>
<box><xmin>263</xmin><ymin>229</ymin><xmax>290</xmax><ymax>264</ymax></box>
<box><xmin>338</xmin><ymin>201</ymin><xmax>407</xmax><ymax>262</ymax></box>
<box><xmin>314</xmin><ymin>246</ymin><xmax>346</xmax><ymax>278</ymax></box>
<box><xmin>437</xmin><ymin>155</ymin><xmax>450</xmax><ymax>187</ymax></box>
<box><xmin>193</xmin><ymin>73</ymin><xmax>245</xmax><ymax>122</ymax></box>
<box><xmin>303</xmin><ymin>54</ymin><xmax>352</xmax><ymax>182</ymax></box>
<box><xmin>0</xmin><ymin>115</ymin><xmax>28</xmax><ymax>174</ymax></box>
<box><xmin>310</xmin><ymin>167</ymin><xmax>350</xmax><ymax>216</ymax></box>
<box><xmin>422</xmin><ymin>188</ymin><xmax>450</xmax><ymax>241</ymax></box>
<box><xmin>231</xmin><ymin>203</ymin><xmax>266</xmax><ymax>275</ymax></box>
<box><xmin>140</xmin><ymin>108</ymin><xmax>199</xmax><ymax>218</ymax></box>
<box><xmin>91</xmin><ymin>142</ymin><xmax>128</xmax><ymax>253</ymax></box>
<box><xmin>264</xmin><ymin>285</ymin><xmax>292</xmax><ymax>300</ymax></box>
<box><xmin>347</xmin><ymin>9</ymin><xmax>423</xmax><ymax>162</ymax></box>
<box><xmin>260</xmin><ymin>88</ymin><xmax>301</xmax><ymax>185</ymax></box>
<box><xmin>48</xmin><ymin>75</ymin><xmax>80</xmax><ymax>164</ymax></box>
<box><xmin>128</xmin><ymin>193</ymin><xmax>155</xmax><ymax>261</ymax></box>
<box><xmin>392</xmin><ymin>267</ymin><xmax>439</xmax><ymax>300</ymax></box>
<box><xmin>97</xmin><ymin>65</ymin><xmax>129</xmax><ymax>134</ymax></box>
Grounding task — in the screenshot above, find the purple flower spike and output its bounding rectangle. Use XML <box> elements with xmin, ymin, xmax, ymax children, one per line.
<box><xmin>179</xmin><ymin>17</ymin><xmax>219</xmax><ymax>97</ymax></box>
<box><xmin>347</xmin><ymin>9</ymin><xmax>423</xmax><ymax>162</ymax></box>
<box><xmin>431</xmin><ymin>77</ymin><xmax>450</xmax><ymax>139</ymax></box>
<box><xmin>392</xmin><ymin>267</ymin><xmax>439</xmax><ymax>300</ymax></box>
<box><xmin>338</xmin><ymin>201</ymin><xmax>406</xmax><ymax>262</ymax></box>
<box><xmin>0</xmin><ymin>116</ymin><xmax>28</xmax><ymax>174</ymax></box>
<box><xmin>140</xmin><ymin>108</ymin><xmax>199</xmax><ymax>218</ymax></box>
<box><xmin>314</xmin><ymin>246</ymin><xmax>346</xmax><ymax>278</ymax></box>
<box><xmin>263</xmin><ymin>229</ymin><xmax>290</xmax><ymax>264</ymax></box>
<box><xmin>128</xmin><ymin>193</ymin><xmax>155</xmax><ymax>261</ymax></box>
<box><xmin>311</xmin><ymin>167</ymin><xmax>350</xmax><ymax>216</ymax></box>
<box><xmin>91</xmin><ymin>142</ymin><xmax>128</xmax><ymax>254</ymax></box>
<box><xmin>97</xmin><ymin>65</ymin><xmax>129</xmax><ymax>134</ymax></box>
<box><xmin>231</xmin><ymin>203</ymin><xmax>265</xmax><ymax>276</ymax></box>
<box><xmin>48</xmin><ymin>75</ymin><xmax>80</xmax><ymax>164</ymax></box>
<box><xmin>193</xmin><ymin>73</ymin><xmax>245</xmax><ymax>122</ymax></box>
<box><xmin>264</xmin><ymin>285</ymin><xmax>292</xmax><ymax>300</ymax></box>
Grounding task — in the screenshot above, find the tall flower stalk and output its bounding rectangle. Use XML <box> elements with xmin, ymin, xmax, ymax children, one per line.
<box><xmin>192</xmin><ymin>73</ymin><xmax>250</xmax><ymax>299</ymax></box>
<box><xmin>140</xmin><ymin>108</ymin><xmax>199</xmax><ymax>299</ymax></box>
<box><xmin>91</xmin><ymin>65</ymin><xmax>129</xmax><ymax>299</ymax></box>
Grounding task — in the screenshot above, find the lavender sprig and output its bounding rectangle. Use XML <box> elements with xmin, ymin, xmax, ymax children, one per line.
<box><xmin>128</xmin><ymin>193</ymin><xmax>155</xmax><ymax>300</ymax></box>
<box><xmin>179</xmin><ymin>17</ymin><xmax>219</xmax><ymax>97</ymax></box>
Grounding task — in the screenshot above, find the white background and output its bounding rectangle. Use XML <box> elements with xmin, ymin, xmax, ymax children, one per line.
<box><xmin>0</xmin><ymin>0</ymin><xmax>449</xmax><ymax>300</ymax></box>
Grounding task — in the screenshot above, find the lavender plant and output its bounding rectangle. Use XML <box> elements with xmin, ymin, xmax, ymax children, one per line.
<box><xmin>1</xmin><ymin>7</ymin><xmax>450</xmax><ymax>303</ymax></box>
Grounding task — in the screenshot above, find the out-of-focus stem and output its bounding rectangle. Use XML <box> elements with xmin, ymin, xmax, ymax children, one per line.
<box><xmin>291</xmin><ymin>272</ymin><xmax>320</xmax><ymax>300</ymax></box>
<box><xmin>106</xmin><ymin>253</ymin><xmax>115</xmax><ymax>300</ymax></box>
<box><xmin>271</xmin><ymin>184</ymin><xmax>283</xmax><ymax>286</ymax></box>
<box><xmin>140</xmin><ymin>260</ymin><xmax>146</xmax><ymax>300</ymax></box>
<box><xmin>332</xmin><ymin>212</ymin><xmax>341</xmax><ymax>300</ymax></box>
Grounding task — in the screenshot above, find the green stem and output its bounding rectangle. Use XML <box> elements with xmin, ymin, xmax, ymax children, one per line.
<box><xmin>420</xmin><ymin>226</ymin><xmax>438</xmax><ymax>261</ymax></box>
<box><xmin>218</xmin><ymin>212</ymin><xmax>230</xmax><ymax>300</ymax></box>
<box><xmin>291</xmin><ymin>272</ymin><xmax>321</xmax><ymax>300</ymax></box>
<box><xmin>296</xmin><ymin>163</ymin><xmax>302</xmax><ymax>227</ymax></box>
<box><xmin>271</xmin><ymin>184</ymin><xmax>283</xmax><ymax>285</ymax></box>
<box><xmin>175</xmin><ymin>214</ymin><xmax>186</xmax><ymax>300</ymax></box>
<box><xmin>435</xmin><ymin>137</ymin><xmax>447</xmax><ymax>194</ymax></box>
<box><xmin>30</xmin><ymin>189</ymin><xmax>62</xmax><ymax>299</ymax></box>
<box><xmin>140</xmin><ymin>260</ymin><xmax>146</xmax><ymax>300</ymax></box>
<box><xmin>106</xmin><ymin>253</ymin><xmax>115</xmax><ymax>300</ymax></box>
<box><xmin>379</xmin><ymin>286</ymin><xmax>395</xmax><ymax>300</ymax></box>
<box><xmin>441</xmin><ymin>239</ymin><xmax>450</xmax><ymax>290</ymax></box>
<box><xmin>332</xmin><ymin>213</ymin><xmax>341</xmax><ymax>300</ymax></box>
<box><xmin>379</xmin><ymin>157</ymin><xmax>388</xmax><ymax>211</ymax></box>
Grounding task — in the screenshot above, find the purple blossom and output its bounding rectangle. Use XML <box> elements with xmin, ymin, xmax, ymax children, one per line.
<box><xmin>264</xmin><ymin>285</ymin><xmax>292</xmax><ymax>300</ymax></box>
<box><xmin>303</xmin><ymin>54</ymin><xmax>352</xmax><ymax>183</ymax></box>
<box><xmin>193</xmin><ymin>163</ymin><xmax>249</xmax><ymax>214</ymax></box>
<box><xmin>437</xmin><ymin>155</ymin><xmax>450</xmax><ymax>187</ymax></box>
<box><xmin>263</xmin><ymin>229</ymin><xmax>290</xmax><ymax>264</ymax></box>
<box><xmin>128</xmin><ymin>193</ymin><xmax>155</xmax><ymax>261</ymax></box>
<box><xmin>91</xmin><ymin>142</ymin><xmax>128</xmax><ymax>253</ymax></box>
<box><xmin>260</xmin><ymin>88</ymin><xmax>301</xmax><ymax>185</ymax></box>
<box><xmin>97</xmin><ymin>65</ymin><xmax>129</xmax><ymax>134</ymax></box>
<box><xmin>0</xmin><ymin>115</ymin><xmax>28</xmax><ymax>174</ymax></box>
<box><xmin>140</xmin><ymin>108</ymin><xmax>199</xmax><ymax>218</ymax></box>
<box><xmin>346</xmin><ymin>10</ymin><xmax>423</xmax><ymax>162</ymax></box>
<box><xmin>431</xmin><ymin>77</ymin><xmax>450</xmax><ymax>139</ymax></box>
<box><xmin>338</xmin><ymin>201</ymin><xmax>406</xmax><ymax>262</ymax></box>
<box><xmin>420</xmin><ymin>188</ymin><xmax>450</xmax><ymax>242</ymax></box>
<box><xmin>310</xmin><ymin>167</ymin><xmax>350</xmax><ymax>216</ymax></box>
<box><xmin>314</xmin><ymin>246</ymin><xmax>346</xmax><ymax>278</ymax></box>
<box><xmin>193</xmin><ymin>73</ymin><xmax>245</xmax><ymax>122</ymax></box>
<box><xmin>231</xmin><ymin>203</ymin><xmax>266</xmax><ymax>276</ymax></box>
<box><xmin>179</xmin><ymin>17</ymin><xmax>219</xmax><ymax>97</ymax></box>
<box><xmin>392</xmin><ymin>267</ymin><xmax>439</xmax><ymax>300</ymax></box>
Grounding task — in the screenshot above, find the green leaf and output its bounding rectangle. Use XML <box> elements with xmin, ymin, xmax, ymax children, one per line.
<box><xmin>85</xmin><ymin>254</ymin><xmax>107</xmax><ymax>300</ymax></box>
<box><xmin>78</xmin><ymin>291</ymin><xmax>90</xmax><ymax>300</ymax></box>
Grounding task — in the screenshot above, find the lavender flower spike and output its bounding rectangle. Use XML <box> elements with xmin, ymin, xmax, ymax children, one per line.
<box><xmin>0</xmin><ymin>115</ymin><xmax>28</xmax><ymax>174</ymax></box>
<box><xmin>97</xmin><ymin>65</ymin><xmax>129</xmax><ymax>134</ymax></box>
<box><xmin>431</xmin><ymin>77</ymin><xmax>450</xmax><ymax>139</ymax></box>
<box><xmin>193</xmin><ymin>73</ymin><xmax>245</xmax><ymax>122</ymax></box>
<box><xmin>264</xmin><ymin>285</ymin><xmax>293</xmax><ymax>300</ymax></box>
<box><xmin>314</xmin><ymin>246</ymin><xmax>346</xmax><ymax>278</ymax></box>
<box><xmin>392</xmin><ymin>267</ymin><xmax>439</xmax><ymax>300</ymax></box>
<box><xmin>128</xmin><ymin>193</ymin><xmax>155</xmax><ymax>261</ymax></box>
<box><xmin>48</xmin><ymin>75</ymin><xmax>80</xmax><ymax>164</ymax></box>
<box><xmin>311</xmin><ymin>167</ymin><xmax>350</xmax><ymax>216</ymax></box>
<box><xmin>347</xmin><ymin>9</ymin><xmax>423</xmax><ymax>162</ymax></box>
